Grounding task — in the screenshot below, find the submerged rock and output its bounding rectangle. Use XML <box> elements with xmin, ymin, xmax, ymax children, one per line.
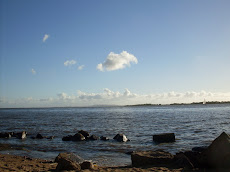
<box><xmin>100</xmin><ymin>136</ymin><xmax>109</xmax><ymax>141</ymax></box>
<box><xmin>36</xmin><ymin>133</ymin><xmax>44</xmax><ymax>139</ymax></box>
<box><xmin>131</xmin><ymin>150</ymin><xmax>174</xmax><ymax>167</ymax></box>
<box><xmin>62</xmin><ymin>135</ymin><xmax>73</xmax><ymax>141</ymax></box>
<box><xmin>113</xmin><ymin>133</ymin><xmax>128</xmax><ymax>142</ymax></box>
<box><xmin>55</xmin><ymin>152</ymin><xmax>83</xmax><ymax>171</ymax></box>
<box><xmin>16</xmin><ymin>131</ymin><xmax>27</xmax><ymax>139</ymax></box>
<box><xmin>153</xmin><ymin>133</ymin><xmax>175</xmax><ymax>143</ymax></box>
<box><xmin>198</xmin><ymin>132</ymin><xmax>230</xmax><ymax>169</ymax></box>
<box><xmin>0</xmin><ymin>132</ymin><xmax>11</xmax><ymax>138</ymax></box>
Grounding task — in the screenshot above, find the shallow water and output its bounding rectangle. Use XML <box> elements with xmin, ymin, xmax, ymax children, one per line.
<box><xmin>0</xmin><ymin>104</ymin><xmax>230</xmax><ymax>166</ymax></box>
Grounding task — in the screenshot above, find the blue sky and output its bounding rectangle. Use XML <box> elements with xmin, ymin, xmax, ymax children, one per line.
<box><xmin>1</xmin><ymin>0</ymin><xmax>230</xmax><ymax>107</ymax></box>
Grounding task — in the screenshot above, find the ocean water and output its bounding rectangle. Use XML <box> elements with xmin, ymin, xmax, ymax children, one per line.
<box><xmin>0</xmin><ymin>104</ymin><xmax>230</xmax><ymax>166</ymax></box>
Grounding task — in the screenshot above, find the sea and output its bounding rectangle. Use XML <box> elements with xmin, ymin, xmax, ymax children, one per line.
<box><xmin>0</xmin><ymin>104</ymin><xmax>229</xmax><ymax>166</ymax></box>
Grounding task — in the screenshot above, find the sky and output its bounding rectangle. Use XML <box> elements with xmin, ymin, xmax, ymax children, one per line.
<box><xmin>0</xmin><ymin>0</ymin><xmax>230</xmax><ymax>108</ymax></box>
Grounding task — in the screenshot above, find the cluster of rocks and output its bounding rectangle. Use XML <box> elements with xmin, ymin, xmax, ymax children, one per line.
<box><xmin>62</xmin><ymin>130</ymin><xmax>129</xmax><ymax>142</ymax></box>
<box><xmin>31</xmin><ymin>133</ymin><xmax>54</xmax><ymax>140</ymax></box>
<box><xmin>55</xmin><ymin>152</ymin><xmax>96</xmax><ymax>171</ymax></box>
<box><xmin>131</xmin><ymin>132</ymin><xmax>230</xmax><ymax>170</ymax></box>
<box><xmin>0</xmin><ymin>131</ymin><xmax>27</xmax><ymax>139</ymax></box>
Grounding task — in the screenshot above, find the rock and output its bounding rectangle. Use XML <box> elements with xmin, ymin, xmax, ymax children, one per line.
<box><xmin>131</xmin><ymin>150</ymin><xmax>174</xmax><ymax>167</ymax></box>
<box><xmin>100</xmin><ymin>136</ymin><xmax>109</xmax><ymax>141</ymax></box>
<box><xmin>199</xmin><ymin>132</ymin><xmax>230</xmax><ymax>168</ymax></box>
<box><xmin>89</xmin><ymin>135</ymin><xmax>99</xmax><ymax>140</ymax></box>
<box><xmin>55</xmin><ymin>152</ymin><xmax>84</xmax><ymax>164</ymax></box>
<box><xmin>62</xmin><ymin>135</ymin><xmax>72</xmax><ymax>141</ymax></box>
<box><xmin>72</xmin><ymin>133</ymin><xmax>85</xmax><ymax>141</ymax></box>
<box><xmin>36</xmin><ymin>133</ymin><xmax>43</xmax><ymax>139</ymax></box>
<box><xmin>81</xmin><ymin>161</ymin><xmax>94</xmax><ymax>170</ymax></box>
<box><xmin>174</xmin><ymin>152</ymin><xmax>194</xmax><ymax>169</ymax></box>
<box><xmin>153</xmin><ymin>133</ymin><xmax>175</xmax><ymax>143</ymax></box>
<box><xmin>16</xmin><ymin>131</ymin><xmax>27</xmax><ymax>139</ymax></box>
<box><xmin>183</xmin><ymin>151</ymin><xmax>201</xmax><ymax>168</ymax></box>
<box><xmin>113</xmin><ymin>134</ymin><xmax>128</xmax><ymax>142</ymax></box>
<box><xmin>0</xmin><ymin>132</ymin><xmax>11</xmax><ymax>138</ymax></box>
<box><xmin>78</xmin><ymin>130</ymin><xmax>89</xmax><ymax>138</ymax></box>
<box><xmin>47</xmin><ymin>136</ymin><xmax>54</xmax><ymax>139</ymax></box>
<box><xmin>192</xmin><ymin>146</ymin><xmax>208</xmax><ymax>153</ymax></box>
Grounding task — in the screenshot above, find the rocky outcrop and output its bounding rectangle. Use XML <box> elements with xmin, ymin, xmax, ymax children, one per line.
<box><xmin>55</xmin><ymin>152</ymin><xmax>83</xmax><ymax>171</ymax></box>
<box><xmin>131</xmin><ymin>150</ymin><xmax>174</xmax><ymax>167</ymax></box>
<box><xmin>89</xmin><ymin>135</ymin><xmax>99</xmax><ymax>140</ymax></box>
<box><xmin>153</xmin><ymin>133</ymin><xmax>175</xmax><ymax>143</ymax></box>
<box><xmin>113</xmin><ymin>134</ymin><xmax>128</xmax><ymax>142</ymax></box>
<box><xmin>78</xmin><ymin>130</ymin><xmax>89</xmax><ymax>138</ymax></box>
<box><xmin>72</xmin><ymin>133</ymin><xmax>85</xmax><ymax>141</ymax></box>
<box><xmin>0</xmin><ymin>132</ymin><xmax>11</xmax><ymax>138</ymax></box>
<box><xmin>198</xmin><ymin>132</ymin><xmax>230</xmax><ymax>169</ymax></box>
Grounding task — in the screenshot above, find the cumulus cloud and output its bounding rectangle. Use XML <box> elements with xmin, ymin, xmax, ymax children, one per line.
<box><xmin>78</xmin><ymin>65</ymin><xmax>85</xmax><ymax>70</ymax></box>
<box><xmin>64</xmin><ymin>60</ymin><xmax>77</xmax><ymax>66</ymax></box>
<box><xmin>97</xmin><ymin>51</ymin><xmax>138</xmax><ymax>71</ymax></box>
<box><xmin>31</xmin><ymin>68</ymin><xmax>36</xmax><ymax>75</ymax></box>
<box><xmin>43</xmin><ymin>34</ymin><xmax>49</xmax><ymax>42</ymax></box>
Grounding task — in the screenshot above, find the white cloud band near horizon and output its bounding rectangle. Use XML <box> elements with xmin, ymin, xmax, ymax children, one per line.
<box><xmin>97</xmin><ymin>51</ymin><xmax>138</xmax><ymax>71</ymax></box>
<box><xmin>64</xmin><ymin>60</ymin><xmax>77</xmax><ymax>66</ymax></box>
<box><xmin>42</xmin><ymin>34</ymin><xmax>49</xmax><ymax>42</ymax></box>
<box><xmin>1</xmin><ymin>89</ymin><xmax>230</xmax><ymax>108</ymax></box>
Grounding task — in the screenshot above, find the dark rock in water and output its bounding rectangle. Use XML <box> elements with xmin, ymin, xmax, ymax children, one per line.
<box><xmin>72</xmin><ymin>133</ymin><xmax>85</xmax><ymax>141</ymax></box>
<box><xmin>192</xmin><ymin>146</ymin><xmax>208</xmax><ymax>153</ymax></box>
<box><xmin>113</xmin><ymin>133</ymin><xmax>128</xmax><ymax>142</ymax></box>
<box><xmin>100</xmin><ymin>136</ymin><xmax>109</xmax><ymax>141</ymax></box>
<box><xmin>126</xmin><ymin>151</ymin><xmax>135</xmax><ymax>155</ymax></box>
<box><xmin>131</xmin><ymin>150</ymin><xmax>174</xmax><ymax>167</ymax></box>
<box><xmin>174</xmin><ymin>152</ymin><xmax>194</xmax><ymax>169</ymax></box>
<box><xmin>81</xmin><ymin>161</ymin><xmax>94</xmax><ymax>170</ymax></box>
<box><xmin>47</xmin><ymin>136</ymin><xmax>54</xmax><ymax>139</ymax></box>
<box><xmin>16</xmin><ymin>131</ymin><xmax>27</xmax><ymax>139</ymax></box>
<box><xmin>62</xmin><ymin>135</ymin><xmax>73</xmax><ymax>141</ymax></box>
<box><xmin>55</xmin><ymin>152</ymin><xmax>83</xmax><ymax>171</ymax></box>
<box><xmin>153</xmin><ymin>133</ymin><xmax>175</xmax><ymax>143</ymax></box>
<box><xmin>0</xmin><ymin>132</ymin><xmax>11</xmax><ymax>138</ymax></box>
<box><xmin>89</xmin><ymin>135</ymin><xmax>99</xmax><ymax>140</ymax></box>
<box><xmin>198</xmin><ymin>132</ymin><xmax>230</xmax><ymax>168</ymax></box>
<box><xmin>78</xmin><ymin>130</ymin><xmax>89</xmax><ymax>138</ymax></box>
<box><xmin>36</xmin><ymin>133</ymin><xmax>43</xmax><ymax>139</ymax></box>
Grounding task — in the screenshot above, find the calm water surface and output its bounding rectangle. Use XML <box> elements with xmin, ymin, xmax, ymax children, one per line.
<box><xmin>0</xmin><ymin>104</ymin><xmax>229</xmax><ymax>166</ymax></box>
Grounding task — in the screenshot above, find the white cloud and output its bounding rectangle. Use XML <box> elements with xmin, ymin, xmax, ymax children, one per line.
<box><xmin>97</xmin><ymin>51</ymin><xmax>138</xmax><ymax>71</ymax></box>
<box><xmin>31</xmin><ymin>68</ymin><xmax>36</xmax><ymax>75</ymax></box>
<box><xmin>43</xmin><ymin>34</ymin><xmax>49</xmax><ymax>42</ymax></box>
<box><xmin>78</xmin><ymin>65</ymin><xmax>85</xmax><ymax>70</ymax></box>
<box><xmin>64</xmin><ymin>60</ymin><xmax>77</xmax><ymax>66</ymax></box>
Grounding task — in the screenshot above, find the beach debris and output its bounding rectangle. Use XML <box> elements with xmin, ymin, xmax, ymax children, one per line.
<box><xmin>113</xmin><ymin>133</ymin><xmax>129</xmax><ymax>142</ymax></box>
<box><xmin>153</xmin><ymin>133</ymin><xmax>175</xmax><ymax>143</ymax></box>
<box><xmin>100</xmin><ymin>136</ymin><xmax>109</xmax><ymax>141</ymax></box>
<box><xmin>89</xmin><ymin>135</ymin><xmax>99</xmax><ymax>140</ymax></box>
<box><xmin>131</xmin><ymin>150</ymin><xmax>174</xmax><ymax>167</ymax></box>
<box><xmin>55</xmin><ymin>152</ymin><xmax>84</xmax><ymax>171</ymax></box>
<box><xmin>198</xmin><ymin>132</ymin><xmax>230</xmax><ymax>168</ymax></box>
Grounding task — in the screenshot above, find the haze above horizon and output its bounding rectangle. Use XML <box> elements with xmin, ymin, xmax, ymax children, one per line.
<box><xmin>1</xmin><ymin>0</ymin><xmax>230</xmax><ymax>108</ymax></box>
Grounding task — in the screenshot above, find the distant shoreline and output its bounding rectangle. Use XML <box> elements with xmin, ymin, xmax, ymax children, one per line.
<box><xmin>0</xmin><ymin>101</ymin><xmax>230</xmax><ymax>109</ymax></box>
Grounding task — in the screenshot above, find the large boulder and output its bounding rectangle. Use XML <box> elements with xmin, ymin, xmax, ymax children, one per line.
<box><xmin>80</xmin><ymin>161</ymin><xmax>95</xmax><ymax>170</ymax></box>
<box><xmin>78</xmin><ymin>130</ymin><xmax>90</xmax><ymax>138</ymax></box>
<box><xmin>72</xmin><ymin>133</ymin><xmax>85</xmax><ymax>141</ymax></box>
<box><xmin>199</xmin><ymin>132</ymin><xmax>230</xmax><ymax>169</ymax></box>
<box><xmin>55</xmin><ymin>152</ymin><xmax>83</xmax><ymax>171</ymax></box>
<box><xmin>174</xmin><ymin>152</ymin><xmax>194</xmax><ymax>169</ymax></box>
<box><xmin>153</xmin><ymin>133</ymin><xmax>175</xmax><ymax>143</ymax></box>
<box><xmin>131</xmin><ymin>150</ymin><xmax>174</xmax><ymax>167</ymax></box>
<box><xmin>113</xmin><ymin>133</ymin><xmax>128</xmax><ymax>142</ymax></box>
